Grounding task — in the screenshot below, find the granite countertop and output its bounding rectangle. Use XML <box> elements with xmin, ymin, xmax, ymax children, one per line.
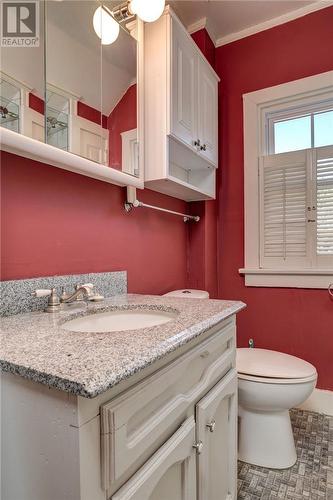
<box><xmin>0</xmin><ymin>294</ymin><xmax>245</xmax><ymax>398</ymax></box>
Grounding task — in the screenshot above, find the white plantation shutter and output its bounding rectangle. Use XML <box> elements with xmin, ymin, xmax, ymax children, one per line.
<box><xmin>259</xmin><ymin>150</ymin><xmax>311</xmax><ymax>268</ymax></box>
<box><xmin>315</xmin><ymin>145</ymin><xmax>333</xmax><ymax>267</ymax></box>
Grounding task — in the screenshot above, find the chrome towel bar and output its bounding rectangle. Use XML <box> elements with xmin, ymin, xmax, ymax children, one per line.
<box><xmin>329</xmin><ymin>283</ymin><xmax>333</xmax><ymax>298</ymax></box>
<box><xmin>124</xmin><ymin>199</ymin><xmax>200</xmax><ymax>223</ymax></box>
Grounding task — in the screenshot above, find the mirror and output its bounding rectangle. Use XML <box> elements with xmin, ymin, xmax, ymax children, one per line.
<box><xmin>0</xmin><ymin>0</ymin><xmax>140</xmax><ymax>179</ymax></box>
<box><xmin>1</xmin><ymin>1</ymin><xmax>45</xmax><ymax>140</ymax></box>
<box><xmin>102</xmin><ymin>17</ymin><xmax>138</xmax><ymax>176</ymax></box>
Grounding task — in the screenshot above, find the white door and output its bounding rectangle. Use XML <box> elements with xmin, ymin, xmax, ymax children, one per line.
<box><xmin>71</xmin><ymin>114</ymin><xmax>108</xmax><ymax>164</ymax></box>
<box><xmin>198</xmin><ymin>58</ymin><xmax>218</xmax><ymax>166</ymax></box>
<box><xmin>170</xmin><ymin>18</ymin><xmax>198</xmax><ymax>150</ymax></box>
<box><xmin>111</xmin><ymin>417</ymin><xmax>197</xmax><ymax>500</ymax></box>
<box><xmin>196</xmin><ymin>369</ymin><xmax>238</xmax><ymax>500</ymax></box>
<box><xmin>22</xmin><ymin>106</ymin><xmax>44</xmax><ymax>142</ymax></box>
<box><xmin>80</xmin><ymin>128</ymin><xmax>106</xmax><ymax>164</ymax></box>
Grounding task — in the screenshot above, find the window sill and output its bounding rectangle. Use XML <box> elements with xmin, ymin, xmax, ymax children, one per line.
<box><xmin>238</xmin><ymin>268</ymin><xmax>333</xmax><ymax>289</ymax></box>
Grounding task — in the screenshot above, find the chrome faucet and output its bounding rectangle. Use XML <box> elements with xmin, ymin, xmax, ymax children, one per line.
<box><xmin>60</xmin><ymin>283</ymin><xmax>95</xmax><ymax>304</ymax></box>
<box><xmin>33</xmin><ymin>283</ymin><xmax>104</xmax><ymax>312</ymax></box>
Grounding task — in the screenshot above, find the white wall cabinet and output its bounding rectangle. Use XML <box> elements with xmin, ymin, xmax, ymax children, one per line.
<box><xmin>170</xmin><ymin>20</ymin><xmax>197</xmax><ymax>150</ymax></box>
<box><xmin>2</xmin><ymin>317</ymin><xmax>238</xmax><ymax>500</ymax></box>
<box><xmin>144</xmin><ymin>6</ymin><xmax>219</xmax><ymax>201</ymax></box>
<box><xmin>197</xmin><ymin>58</ymin><xmax>219</xmax><ymax>166</ymax></box>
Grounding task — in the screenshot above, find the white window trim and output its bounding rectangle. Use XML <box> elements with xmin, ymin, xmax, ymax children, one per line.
<box><xmin>241</xmin><ymin>70</ymin><xmax>333</xmax><ymax>288</ymax></box>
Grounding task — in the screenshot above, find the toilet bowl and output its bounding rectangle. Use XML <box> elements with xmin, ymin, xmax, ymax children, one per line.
<box><xmin>237</xmin><ymin>348</ymin><xmax>317</xmax><ymax>469</ymax></box>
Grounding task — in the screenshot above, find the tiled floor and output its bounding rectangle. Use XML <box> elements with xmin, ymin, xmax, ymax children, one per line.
<box><xmin>237</xmin><ymin>409</ymin><xmax>333</xmax><ymax>500</ymax></box>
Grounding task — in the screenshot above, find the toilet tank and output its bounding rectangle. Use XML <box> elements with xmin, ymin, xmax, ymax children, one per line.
<box><xmin>163</xmin><ymin>289</ymin><xmax>209</xmax><ymax>299</ymax></box>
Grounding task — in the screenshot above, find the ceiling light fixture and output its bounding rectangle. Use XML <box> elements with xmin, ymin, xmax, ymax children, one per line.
<box><xmin>93</xmin><ymin>0</ymin><xmax>165</xmax><ymax>45</ymax></box>
<box><xmin>93</xmin><ymin>5</ymin><xmax>120</xmax><ymax>45</ymax></box>
<box><xmin>127</xmin><ymin>0</ymin><xmax>165</xmax><ymax>23</ymax></box>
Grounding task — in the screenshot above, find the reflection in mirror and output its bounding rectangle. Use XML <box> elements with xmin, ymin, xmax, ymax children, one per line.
<box><xmin>45</xmin><ymin>0</ymin><xmax>139</xmax><ymax>177</ymax></box>
<box><xmin>45</xmin><ymin>0</ymin><xmax>104</xmax><ymax>162</ymax></box>
<box><xmin>0</xmin><ymin>78</ymin><xmax>20</xmax><ymax>133</ymax></box>
<box><xmin>102</xmin><ymin>13</ymin><xmax>138</xmax><ymax>176</ymax></box>
<box><xmin>46</xmin><ymin>86</ymin><xmax>69</xmax><ymax>151</ymax></box>
<box><xmin>1</xmin><ymin>0</ymin><xmax>140</xmax><ymax>179</ymax></box>
<box><xmin>0</xmin><ymin>2</ymin><xmax>45</xmax><ymax>141</ymax></box>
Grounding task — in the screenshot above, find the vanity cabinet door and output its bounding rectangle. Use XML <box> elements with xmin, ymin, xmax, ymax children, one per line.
<box><xmin>170</xmin><ymin>17</ymin><xmax>198</xmax><ymax>150</ymax></box>
<box><xmin>197</xmin><ymin>58</ymin><xmax>218</xmax><ymax>167</ymax></box>
<box><xmin>196</xmin><ymin>369</ymin><xmax>238</xmax><ymax>500</ymax></box>
<box><xmin>111</xmin><ymin>417</ymin><xmax>196</xmax><ymax>500</ymax></box>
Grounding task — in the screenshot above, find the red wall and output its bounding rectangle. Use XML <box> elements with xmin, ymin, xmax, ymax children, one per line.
<box><xmin>0</xmin><ymin>152</ymin><xmax>188</xmax><ymax>295</ymax></box>
<box><xmin>215</xmin><ymin>6</ymin><xmax>333</xmax><ymax>389</ymax></box>
<box><xmin>77</xmin><ymin>101</ymin><xmax>108</xmax><ymax>129</ymax></box>
<box><xmin>29</xmin><ymin>93</ymin><xmax>44</xmax><ymax>115</ymax></box>
<box><xmin>191</xmin><ymin>28</ymin><xmax>215</xmax><ymax>68</ymax></box>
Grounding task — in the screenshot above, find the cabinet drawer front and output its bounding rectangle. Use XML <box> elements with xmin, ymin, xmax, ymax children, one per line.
<box><xmin>111</xmin><ymin>417</ymin><xmax>196</xmax><ymax>500</ymax></box>
<box><xmin>101</xmin><ymin>319</ymin><xmax>235</xmax><ymax>490</ymax></box>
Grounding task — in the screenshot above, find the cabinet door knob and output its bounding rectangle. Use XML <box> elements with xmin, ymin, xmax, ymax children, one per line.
<box><xmin>194</xmin><ymin>139</ymin><xmax>201</xmax><ymax>148</ymax></box>
<box><xmin>193</xmin><ymin>441</ymin><xmax>203</xmax><ymax>454</ymax></box>
<box><xmin>206</xmin><ymin>419</ymin><xmax>216</xmax><ymax>433</ymax></box>
<box><xmin>200</xmin><ymin>144</ymin><xmax>207</xmax><ymax>151</ymax></box>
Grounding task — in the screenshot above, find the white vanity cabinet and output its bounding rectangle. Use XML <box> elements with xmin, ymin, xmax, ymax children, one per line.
<box><xmin>1</xmin><ymin>316</ymin><xmax>237</xmax><ymax>500</ymax></box>
<box><xmin>108</xmin><ymin>371</ymin><xmax>237</xmax><ymax>500</ymax></box>
<box><xmin>144</xmin><ymin>6</ymin><xmax>219</xmax><ymax>201</ymax></box>
<box><xmin>101</xmin><ymin>318</ymin><xmax>237</xmax><ymax>500</ymax></box>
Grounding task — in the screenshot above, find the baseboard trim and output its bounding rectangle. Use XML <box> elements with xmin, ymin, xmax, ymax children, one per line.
<box><xmin>296</xmin><ymin>388</ymin><xmax>333</xmax><ymax>416</ymax></box>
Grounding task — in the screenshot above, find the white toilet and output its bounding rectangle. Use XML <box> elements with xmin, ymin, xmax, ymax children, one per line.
<box><xmin>237</xmin><ymin>348</ymin><xmax>317</xmax><ymax>469</ymax></box>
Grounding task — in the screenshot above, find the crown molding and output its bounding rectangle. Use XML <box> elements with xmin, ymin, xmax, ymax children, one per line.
<box><xmin>215</xmin><ymin>1</ymin><xmax>333</xmax><ymax>47</ymax></box>
<box><xmin>187</xmin><ymin>17</ymin><xmax>207</xmax><ymax>35</ymax></box>
<box><xmin>186</xmin><ymin>16</ymin><xmax>217</xmax><ymax>47</ymax></box>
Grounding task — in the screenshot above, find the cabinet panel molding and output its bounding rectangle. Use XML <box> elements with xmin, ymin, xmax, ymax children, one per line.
<box><xmin>111</xmin><ymin>417</ymin><xmax>197</xmax><ymax>500</ymax></box>
<box><xmin>101</xmin><ymin>320</ymin><xmax>235</xmax><ymax>490</ymax></box>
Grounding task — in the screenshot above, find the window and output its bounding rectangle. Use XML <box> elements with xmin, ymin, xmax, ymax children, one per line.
<box><xmin>260</xmin><ymin>146</ymin><xmax>333</xmax><ymax>269</ymax></box>
<box><xmin>268</xmin><ymin>108</ymin><xmax>333</xmax><ymax>154</ymax></box>
<box><xmin>242</xmin><ymin>71</ymin><xmax>333</xmax><ymax>288</ymax></box>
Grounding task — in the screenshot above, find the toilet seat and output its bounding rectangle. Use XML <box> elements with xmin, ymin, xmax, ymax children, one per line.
<box><xmin>237</xmin><ymin>348</ymin><xmax>317</xmax><ymax>384</ymax></box>
<box><xmin>238</xmin><ymin>372</ymin><xmax>317</xmax><ymax>384</ymax></box>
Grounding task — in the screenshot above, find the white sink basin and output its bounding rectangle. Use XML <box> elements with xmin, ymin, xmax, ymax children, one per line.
<box><xmin>62</xmin><ymin>309</ymin><xmax>177</xmax><ymax>333</ymax></box>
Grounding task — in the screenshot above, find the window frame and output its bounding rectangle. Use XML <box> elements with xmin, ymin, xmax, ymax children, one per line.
<box><xmin>241</xmin><ymin>70</ymin><xmax>333</xmax><ymax>288</ymax></box>
<box><xmin>266</xmin><ymin>101</ymin><xmax>333</xmax><ymax>154</ymax></box>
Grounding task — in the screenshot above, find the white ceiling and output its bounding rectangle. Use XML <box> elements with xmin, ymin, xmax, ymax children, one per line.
<box><xmin>169</xmin><ymin>1</ymin><xmax>328</xmax><ymax>45</ymax></box>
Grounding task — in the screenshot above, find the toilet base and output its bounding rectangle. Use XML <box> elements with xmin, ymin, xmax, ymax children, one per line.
<box><xmin>238</xmin><ymin>406</ymin><xmax>297</xmax><ymax>469</ymax></box>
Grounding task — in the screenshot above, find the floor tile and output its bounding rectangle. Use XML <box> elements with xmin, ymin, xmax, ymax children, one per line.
<box><xmin>238</xmin><ymin>410</ymin><xmax>333</xmax><ymax>500</ymax></box>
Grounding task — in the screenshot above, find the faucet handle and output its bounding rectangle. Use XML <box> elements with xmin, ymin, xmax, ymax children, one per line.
<box><xmin>33</xmin><ymin>289</ymin><xmax>52</xmax><ymax>298</ymax></box>
<box><xmin>33</xmin><ymin>288</ymin><xmax>61</xmax><ymax>313</ymax></box>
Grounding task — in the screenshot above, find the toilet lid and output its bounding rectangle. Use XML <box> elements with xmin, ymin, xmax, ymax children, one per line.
<box><xmin>237</xmin><ymin>348</ymin><xmax>317</xmax><ymax>379</ymax></box>
<box><xmin>163</xmin><ymin>289</ymin><xmax>209</xmax><ymax>299</ymax></box>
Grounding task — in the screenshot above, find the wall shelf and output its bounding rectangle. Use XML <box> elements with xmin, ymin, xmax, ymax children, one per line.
<box><xmin>0</xmin><ymin>128</ymin><xmax>144</xmax><ymax>188</ymax></box>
